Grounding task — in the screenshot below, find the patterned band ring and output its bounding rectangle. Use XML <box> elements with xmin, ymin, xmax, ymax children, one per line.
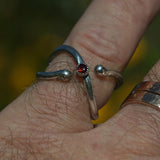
<box><xmin>122</xmin><ymin>81</ymin><xmax>160</xmax><ymax>111</ymax></box>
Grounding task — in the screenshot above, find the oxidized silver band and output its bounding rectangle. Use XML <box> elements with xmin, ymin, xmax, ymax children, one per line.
<box><xmin>36</xmin><ymin>45</ymin><xmax>98</xmax><ymax>120</ymax></box>
<box><xmin>36</xmin><ymin>45</ymin><xmax>123</xmax><ymax>120</ymax></box>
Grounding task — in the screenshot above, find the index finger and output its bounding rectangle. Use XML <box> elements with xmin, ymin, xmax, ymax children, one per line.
<box><xmin>2</xmin><ymin>0</ymin><xmax>160</xmax><ymax>133</ymax></box>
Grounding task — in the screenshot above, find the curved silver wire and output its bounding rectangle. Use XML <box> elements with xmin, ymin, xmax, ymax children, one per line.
<box><xmin>36</xmin><ymin>70</ymin><xmax>72</xmax><ymax>81</ymax></box>
<box><xmin>36</xmin><ymin>45</ymin><xmax>98</xmax><ymax>120</ymax></box>
<box><xmin>95</xmin><ymin>65</ymin><xmax>123</xmax><ymax>88</ymax></box>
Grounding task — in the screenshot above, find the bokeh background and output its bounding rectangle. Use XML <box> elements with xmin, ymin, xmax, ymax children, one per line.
<box><xmin>0</xmin><ymin>0</ymin><xmax>160</xmax><ymax>124</ymax></box>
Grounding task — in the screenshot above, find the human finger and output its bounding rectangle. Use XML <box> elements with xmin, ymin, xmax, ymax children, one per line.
<box><xmin>93</xmin><ymin>60</ymin><xmax>160</xmax><ymax>159</ymax></box>
<box><xmin>1</xmin><ymin>0</ymin><xmax>160</xmax><ymax>133</ymax></box>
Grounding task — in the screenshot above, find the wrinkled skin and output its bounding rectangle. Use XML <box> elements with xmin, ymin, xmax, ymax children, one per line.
<box><xmin>0</xmin><ymin>0</ymin><xmax>160</xmax><ymax>159</ymax></box>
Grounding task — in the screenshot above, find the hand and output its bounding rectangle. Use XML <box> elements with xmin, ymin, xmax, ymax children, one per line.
<box><xmin>0</xmin><ymin>0</ymin><xmax>160</xmax><ymax>159</ymax></box>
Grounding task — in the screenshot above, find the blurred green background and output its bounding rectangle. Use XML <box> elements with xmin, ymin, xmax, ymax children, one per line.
<box><xmin>0</xmin><ymin>0</ymin><xmax>160</xmax><ymax>123</ymax></box>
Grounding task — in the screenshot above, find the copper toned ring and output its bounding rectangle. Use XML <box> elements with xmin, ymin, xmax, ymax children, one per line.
<box><xmin>122</xmin><ymin>81</ymin><xmax>160</xmax><ymax>111</ymax></box>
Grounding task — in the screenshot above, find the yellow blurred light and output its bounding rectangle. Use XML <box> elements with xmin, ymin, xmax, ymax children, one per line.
<box><xmin>8</xmin><ymin>33</ymin><xmax>63</xmax><ymax>92</ymax></box>
<box><xmin>33</xmin><ymin>33</ymin><xmax>63</xmax><ymax>58</ymax></box>
<box><xmin>129</xmin><ymin>39</ymin><xmax>147</xmax><ymax>65</ymax></box>
<box><xmin>9</xmin><ymin>64</ymin><xmax>35</xmax><ymax>91</ymax></box>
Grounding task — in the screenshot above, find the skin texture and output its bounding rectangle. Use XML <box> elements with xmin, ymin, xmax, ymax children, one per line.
<box><xmin>0</xmin><ymin>0</ymin><xmax>160</xmax><ymax>159</ymax></box>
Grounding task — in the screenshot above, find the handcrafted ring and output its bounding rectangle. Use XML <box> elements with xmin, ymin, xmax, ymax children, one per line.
<box><xmin>121</xmin><ymin>81</ymin><xmax>160</xmax><ymax>111</ymax></box>
<box><xmin>36</xmin><ymin>45</ymin><xmax>123</xmax><ymax>120</ymax></box>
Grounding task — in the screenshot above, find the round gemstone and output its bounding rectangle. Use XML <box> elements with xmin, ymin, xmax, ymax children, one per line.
<box><xmin>77</xmin><ymin>63</ymin><xmax>88</xmax><ymax>74</ymax></box>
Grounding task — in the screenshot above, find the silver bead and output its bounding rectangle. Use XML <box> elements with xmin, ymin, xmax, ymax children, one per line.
<box><xmin>60</xmin><ymin>70</ymin><xmax>72</xmax><ymax>81</ymax></box>
<box><xmin>95</xmin><ymin>65</ymin><xmax>107</xmax><ymax>76</ymax></box>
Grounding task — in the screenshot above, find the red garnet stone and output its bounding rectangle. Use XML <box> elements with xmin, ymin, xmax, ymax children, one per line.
<box><xmin>77</xmin><ymin>63</ymin><xmax>89</xmax><ymax>76</ymax></box>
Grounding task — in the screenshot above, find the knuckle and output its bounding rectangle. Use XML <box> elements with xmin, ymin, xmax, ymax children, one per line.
<box><xmin>72</xmin><ymin>25</ymin><xmax>122</xmax><ymax>64</ymax></box>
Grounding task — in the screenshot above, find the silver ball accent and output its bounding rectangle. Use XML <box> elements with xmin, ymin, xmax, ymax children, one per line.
<box><xmin>95</xmin><ymin>65</ymin><xmax>103</xmax><ymax>72</ymax></box>
<box><xmin>60</xmin><ymin>70</ymin><xmax>72</xmax><ymax>81</ymax></box>
<box><xmin>95</xmin><ymin>65</ymin><xmax>105</xmax><ymax>76</ymax></box>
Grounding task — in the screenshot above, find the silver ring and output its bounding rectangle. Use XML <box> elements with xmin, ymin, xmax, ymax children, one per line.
<box><xmin>36</xmin><ymin>45</ymin><xmax>123</xmax><ymax>120</ymax></box>
<box><xmin>36</xmin><ymin>45</ymin><xmax>98</xmax><ymax>120</ymax></box>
